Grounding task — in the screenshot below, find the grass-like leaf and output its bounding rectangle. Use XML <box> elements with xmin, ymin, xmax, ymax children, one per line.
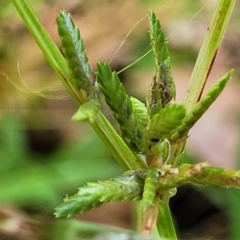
<box><xmin>175</xmin><ymin>70</ymin><xmax>233</xmax><ymax>138</ymax></box>
<box><xmin>184</xmin><ymin>0</ymin><xmax>236</xmax><ymax>113</ymax></box>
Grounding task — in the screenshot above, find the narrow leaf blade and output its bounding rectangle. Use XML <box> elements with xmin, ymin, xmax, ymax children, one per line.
<box><xmin>176</xmin><ymin>70</ymin><xmax>233</xmax><ymax>137</ymax></box>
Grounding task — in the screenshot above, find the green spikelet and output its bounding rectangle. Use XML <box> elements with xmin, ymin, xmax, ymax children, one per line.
<box><xmin>56</xmin><ymin>11</ymin><xmax>94</xmax><ymax>101</ymax></box>
<box><xmin>157</xmin><ymin>163</ymin><xmax>240</xmax><ymax>191</ymax></box>
<box><xmin>148</xmin><ymin>10</ymin><xmax>176</xmax><ymax>116</ymax></box>
<box><xmin>173</xmin><ymin>70</ymin><xmax>233</xmax><ymax>139</ymax></box>
<box><xmin>146</xmin><ymin>104</ymin><xmax>185</xmax><ymax>144</ymax></box>
<box><xmin>158</xmin><ymin>162</ymin><xmax>209</xmax><ymax>190</ymax></box>
<box><xmin>96</xmin><ymin>62</ymin><xmax>146</xmax><ymax>152</ymax></box>
<box><xmin>72</xmin><ymin>99</ymin><xmax>101</xmax><ymax>122</ymax></box>
<box><xmin>54</xmin><ymin>170</ymin><xmax>146</xmax><ymax>218</ymax></box>
<box><xmin>130</xmin><ymin>97</ymin><xmax>148</xmax><ymax>125</ymax></box>
<box><xmin>189</xmin><ymin>165</ymin><xmax>240</xmax><ymax>188</ymax></box>
<box><xmin>142</xmin><ymin>167</ymin><xmax>159</xmax><ymax>210</ymax></box>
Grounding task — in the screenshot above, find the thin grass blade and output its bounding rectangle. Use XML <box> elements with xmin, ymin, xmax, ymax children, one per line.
<box><xmin>184</xmin><ymin>0</ymin><xmax>236</xmax><ymax>113</ymax></box>
<box><xmin>174</xmin><ymin>70</ymin><xmax>233</xmax><ymax>138</ymax></box>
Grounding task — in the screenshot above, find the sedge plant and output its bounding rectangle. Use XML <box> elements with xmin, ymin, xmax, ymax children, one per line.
<box><xmin>11</xmin><ymin>0</ymin><xmax>238</xmax><ymax>239</ymax></box>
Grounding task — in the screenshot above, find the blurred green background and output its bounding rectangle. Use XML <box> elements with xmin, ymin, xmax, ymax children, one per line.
<box><xmin>0</xmin><ymin>0</ymin><xmax>240</xmax><ymax>239</ymax></box>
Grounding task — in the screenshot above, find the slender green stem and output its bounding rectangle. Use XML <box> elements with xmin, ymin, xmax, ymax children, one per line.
<box><xmin>184</xmin><ymin>0</ymin><xmax>235</xmax><ymax>113</ymax></box>
<box><xmin>90</xmin><ymin>112</ymin><xmax>144</xmax><ymax>171</ymax></box>
<box><xmin>11</xmin><ymin>0</ymin><xmax>80</xmax><ymax>105</ymax></box>
<box><xmin>157</xmin><ymin>197</ymin><xmax>177</xmax><ymax>239</ymax></box>
<box><xmin>11</xmin><ymin>0</ymin><xmax>143</xmax><ymax>171</ymax></box>
<box><xmin>172</xmin><ymin>0</ymin><xmax>235</xmax><ymax>168</ymax></box>
<box><xmin>156</xmin><ymin>2</ymin><xmax>235</xmax><ymax>237</ymax></box>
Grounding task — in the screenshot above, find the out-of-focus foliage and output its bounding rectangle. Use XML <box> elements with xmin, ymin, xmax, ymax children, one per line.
<box><xmin>0</xmin><ymin>114</ymin><xmax>121</xmax><ymax>211</ymax></box>
<box><xmin>50</xmin><ymin>220</ymin><xmax>158</xmax><ymax>240</ymax></box>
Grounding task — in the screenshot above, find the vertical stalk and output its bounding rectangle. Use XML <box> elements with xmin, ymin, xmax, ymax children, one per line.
<box><xmin>184</xmin><ymin>0</ymin><xmax>236</xmax><ymax>113</ymax></box>
<box><xmin>11</xmin><ymin>0</ymin><xmax>80</xmax><ymax>105</ymax></box>
<box><xmin>91</xmin><ymin>112</ymin><xmax>144</xmax><ymax>171</ymax></box>
<box><xmin>157</xmin><ymin>197</ymin><xmax>177</xmax><ymax>240</ymax></box>
<box><xmin>141</xmin><ymin>198</ymin><xmax>160</xmax><ymax>235</ymax></box>
<box><xmin>156</xmin><ymin>1</ymin><xmax>235</xmax><ymax>238</ymax></box>
<box><xmin>171</xmin><ymin>0</ymin><xmax>236</xmax><ymax>179</ymax></box>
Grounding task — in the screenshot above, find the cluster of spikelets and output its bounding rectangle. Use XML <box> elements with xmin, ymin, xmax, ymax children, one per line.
<box><xmin>54</xmin><ymin>10</ymin><xmax>239</xmax><ymax>218</ymax></box>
